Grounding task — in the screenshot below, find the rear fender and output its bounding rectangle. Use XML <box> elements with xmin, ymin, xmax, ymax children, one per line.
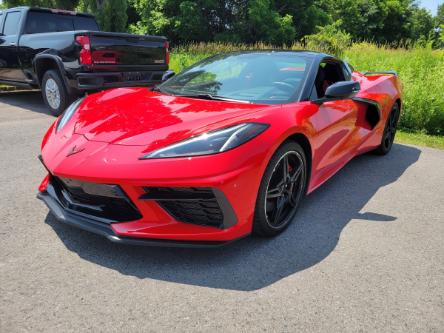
<box><xmin>33</xmin><ymin>54</ymin><xmax>71</xmax><ymax>91</ymax></box>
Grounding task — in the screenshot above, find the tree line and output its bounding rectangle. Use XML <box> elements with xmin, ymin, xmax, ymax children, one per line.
<box><xmin>2</xmin><ymin>0</ymin><xmax>444</xmax><ymax>46</ymax></box>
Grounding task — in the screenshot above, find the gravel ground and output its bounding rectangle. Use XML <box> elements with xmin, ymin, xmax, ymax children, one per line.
<box><xmin>1</xmin><ymin>91</ymin><xmax>443</xmax><ymax>332</ymax></box>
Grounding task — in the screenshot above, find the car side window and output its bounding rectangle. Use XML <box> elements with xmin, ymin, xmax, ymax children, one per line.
<box><xmin>3</xmin><ymin>11</ymin><xmax>21</xmax><ymax>36</ymax></box>
<box><xmin>342</xmin><ymin>62</ymin><xmax>353</xmax><ymax>80</ymax></box>
<box><xmin>313</xmin><ymin>60</ymin><xmax>346</xmax><ymax>98</ymax></box>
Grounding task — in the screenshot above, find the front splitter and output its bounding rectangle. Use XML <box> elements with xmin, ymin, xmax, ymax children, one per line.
<box><xmin>37</xmin><ymin>191</ymin><xmax>245</xmax><ymax>248</ymax></box>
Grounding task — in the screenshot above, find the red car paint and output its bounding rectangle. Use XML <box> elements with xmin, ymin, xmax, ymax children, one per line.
<box><xmin>38</xmin><ymin>69</ymin><xmax>402</xmax><ymax>243</ymax></box>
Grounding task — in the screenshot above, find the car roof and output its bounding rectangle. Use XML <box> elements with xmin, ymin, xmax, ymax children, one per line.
<box><xmin>213</xmin><ymin>50</ymin><xmax>335</xmax><ymax>60</ymax></box>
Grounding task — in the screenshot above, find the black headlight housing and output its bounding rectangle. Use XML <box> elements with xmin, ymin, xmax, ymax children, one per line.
<box><xmin>140</xmin><ymin>123</ymin><xmax>269</xmax><ymax>159</ymax></box>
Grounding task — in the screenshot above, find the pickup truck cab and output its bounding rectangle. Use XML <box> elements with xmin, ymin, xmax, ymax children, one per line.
<box><xmin>0</xmin><ymin>7</ymin><xmax>169</xmax><ymax>115</ymax></box>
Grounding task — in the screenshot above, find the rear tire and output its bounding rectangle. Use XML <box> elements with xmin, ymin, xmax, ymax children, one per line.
<box><xmin>41</xmin><ymin>69</ymin><xmax>75</xmax><ymax>116</ymax></box>
<box><xmin>374</xmin><ymin>102</ymin><xmax>400</xmax><ymax>155</ymax></box>
<box><xmin>253</xmin><ymin>141</ymin><xmax>308</xmax><ymax>237</ymax></box>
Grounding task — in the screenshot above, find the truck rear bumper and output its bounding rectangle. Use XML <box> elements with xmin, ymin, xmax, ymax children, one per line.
<box><xmin>73</xmin><ymin>71</ymin><xmax>165</xmax><ymax>90</ymax></box>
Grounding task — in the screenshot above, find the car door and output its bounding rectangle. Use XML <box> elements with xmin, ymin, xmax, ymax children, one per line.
<box><xmin>0</xmin><ymin>10</ymin><xmax>26</xmax><ymax>82</ymax></box>
<box><xmin>308</xmin><ymin>59</ymin><xmax>360</xmax><ymax>187</ymax></box>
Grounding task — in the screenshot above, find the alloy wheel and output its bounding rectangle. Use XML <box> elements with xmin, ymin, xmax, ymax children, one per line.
<box><xmin>265</xmin><ymin>151</ymin><xmax>305</xmax><ymax>228</ymax></box>
<box><xmin>45</xmin><ymin>78</ymin><xmax>61</xmax><ymax>110</ymax></box>
<box><xmin>383</xmin><ymin>104</ymin><xmax>399</xmax><ymax>151</ymax></box>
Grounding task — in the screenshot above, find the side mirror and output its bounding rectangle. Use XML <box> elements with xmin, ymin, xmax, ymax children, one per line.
<box><xmin>324</xmin><ymin>81</ymin><xmax>360</xmax><ymax>99</ymax></box>
<box><xmin>162</xmin><ymin>70</ymin><xmax>175</xmax><ymax>82</ymax></box>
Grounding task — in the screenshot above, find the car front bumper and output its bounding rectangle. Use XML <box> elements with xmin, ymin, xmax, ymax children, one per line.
<box><xmin>37</xmin><ymin>189</ymin><xmax>242</xmax><ymax>247</ymax></box>
<box><xmin>37</xmin><ymin>141</ymin><xmax>267</xmax><ymax>244</ymax></box>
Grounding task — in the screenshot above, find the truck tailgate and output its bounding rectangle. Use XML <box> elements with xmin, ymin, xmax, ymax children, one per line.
<box><xmin>88</xmin><ymin>32</ymin><xmax>167</xmax><ymax>68</ymax></box>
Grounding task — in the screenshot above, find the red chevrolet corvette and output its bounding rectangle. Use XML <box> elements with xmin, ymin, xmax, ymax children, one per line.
<box><xmin>38</xmin><ymin>51</ymin><xmax>402</xmax><ymax>246</ymax></box>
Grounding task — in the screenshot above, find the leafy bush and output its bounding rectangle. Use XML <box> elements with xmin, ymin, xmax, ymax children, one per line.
<box><xmin>303</xmin><ymin>21</ymin><xmax>352</xmax><ymax>57</ymax></box>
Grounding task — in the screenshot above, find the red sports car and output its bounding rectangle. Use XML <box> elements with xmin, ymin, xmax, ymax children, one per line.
<box><xmin>38</xmin><ymin>51</ymin><xmax>402</xmax><ymax>246</ymax></box>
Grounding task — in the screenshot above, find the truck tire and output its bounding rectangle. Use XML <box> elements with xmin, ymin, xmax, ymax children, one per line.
<box><xmin>41</xmin><ymin>70</ymin><xmax>74</xmax><ymax>116</ymax></box>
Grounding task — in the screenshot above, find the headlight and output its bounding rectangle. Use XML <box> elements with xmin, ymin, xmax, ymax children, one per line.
<box><xmin>56</xmin><ymin>98</ymin><xmax>84</xmax><ymax>132</ymax></box>
<box><xmin>140</xmin><ymin>123</ymin><xmax>269</xmax><ymax>159</ymax></box>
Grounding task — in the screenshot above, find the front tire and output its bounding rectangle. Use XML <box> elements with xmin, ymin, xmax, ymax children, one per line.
<box><xmin>374</xmin><ymin>102</ymin><xmax>400</xmax><ymax>155</ymax></box>
<box><xmin>253</xmin><ymin>141</ymin><xmax>308</xmax><ymax>237</ymax></box>
<box><xmin>41</xmin><ymin>70</ymin><xmax>74</xmax><ymax>116</ymax></box>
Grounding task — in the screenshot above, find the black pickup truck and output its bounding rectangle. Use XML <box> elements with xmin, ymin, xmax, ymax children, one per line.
<box><xmin>0</xmin><ymin>7</ymin><xmax>169</xmax><ymax>115</ymax></box>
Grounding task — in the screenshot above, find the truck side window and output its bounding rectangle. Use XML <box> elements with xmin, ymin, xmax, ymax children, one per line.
<box><xmin>3</xmin><ymin>11</ymin><xmax>21</xmax><ymax>36</ymax></box>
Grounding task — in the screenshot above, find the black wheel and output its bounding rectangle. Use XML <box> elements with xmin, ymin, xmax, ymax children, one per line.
<box><xmin>253</xmin><ymin>141</ymin><xmax>307</xmax><ymax>237</ymax></box>
<box><xmin>41</xmin><ymin>70</ymin><xmax>74</xmax><ymax>116</ymax></box>
<box><xmin>374</xmin><ymin>103</ymin><xmax>400</xmax><ymax>155</ymax></box>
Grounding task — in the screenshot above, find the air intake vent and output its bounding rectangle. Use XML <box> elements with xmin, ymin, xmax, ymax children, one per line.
<box><xmin>141</xmin><ymin>187</ymin><xmax>224</xmax><ymax>227</ymax></box>
<box><xmin>50</xmin><ymin>176</ymin><xmax>142</xmax><ymax>223</ymax></box>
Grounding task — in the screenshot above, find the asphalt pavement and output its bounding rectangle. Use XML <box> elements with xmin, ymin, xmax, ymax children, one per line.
<box><xmin>0</xmin><ymin>91</ymin><xmax>443</xmax><ymax>332</ymax></box>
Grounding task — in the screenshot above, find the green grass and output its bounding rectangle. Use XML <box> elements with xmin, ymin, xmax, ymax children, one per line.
<box><xmin>169</xmin><ymin>42</ymin><xmax>444</xmax><ymax>136</ymax></box>
<box><xmin>396</xmin><ymin>130</ymin><xmax>444</xmax><ymax>149</ymax></box>
<box><xmin>344</xmin><ymin>43</ymin><xmax>444</xmax><ymax>136</ymax></box>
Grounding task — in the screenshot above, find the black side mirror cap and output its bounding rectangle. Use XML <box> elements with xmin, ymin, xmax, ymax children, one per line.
<box><xmin>325</xmin><ymin>81</ymin><xmax>360</xmax><ymax>99</ymax></box>
<box><xmin>162</xmin><ymin>70</ymin><xmax>175</xmax><ymax>82</ymax></box>
<box><xmin>314</xmin><ymin>81</ymin><xmax>360</xmax><ymax>104</ymax></box>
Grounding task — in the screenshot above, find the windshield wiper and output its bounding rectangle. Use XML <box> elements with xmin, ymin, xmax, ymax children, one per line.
<box><xmin>175</xmin><ymin>93</ymin><xmax>250</xmax><ymax>103</ymax></box>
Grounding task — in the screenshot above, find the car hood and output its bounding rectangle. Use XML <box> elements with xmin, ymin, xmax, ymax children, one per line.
<box><xmin>73</xmin><ymin>88</ymin><xmax>270</xmax><ymax>149</ymax></box>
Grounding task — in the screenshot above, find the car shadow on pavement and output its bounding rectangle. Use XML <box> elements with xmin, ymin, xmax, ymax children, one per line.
<box><xmin>45</xmin><ymin>144</ymin><xmax>420</xmax><ymax>291</ymax></box>
<box><xmin>0</xmin><ymin>91</ymin><xmax>51</xmax><ymax>115</ymax></box>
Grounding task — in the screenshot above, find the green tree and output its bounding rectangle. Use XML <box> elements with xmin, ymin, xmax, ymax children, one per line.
<box><xmin>129</xmin><ymin>0</ymin><xmax>298</xmax><ymax>44</ymax></box>
<box><xmin>328</xmin><ymin>0</ymin><xmax>389</xmax><ymax>42</ymax></box>
<box><xmin>378</xmin><ymin>0</ymin><xmax>413</xmax><ymax>43</ymax></box>
<box><xmin>437</xmin><ymin>5</ymin><xmax>444</xmax><ymax>48</ymax></box>
<box><xmin>409</xmin><ymin>7</ymin><xmax>434</xmax><ymax>40</ymax></box>
<box><xmin>274</xmin><ymin>0</ymin><xmax>331</xmax><ymax>39</ymax></box>
<box><xmin>128</xmin><ymin>0</ymin><xmax>170</xmax><ymax>35</ymax></box>
<box><xmin>128</xmin><ymin>0</ymin><xmax>217</xmax><ymax>41</ymax></box>
<box><xmin>245</xmin><ymin>0</ymin><xmax>296</xmax><ymax>45</ymax></box>
<box><xmin>172</xmin><ymin>1</ymin><xmax>213</xmax><ymax>41</ymax></box>
<box><xmin>77</xmin><ymin>0</ymin><xmax>128</xmax><ymax>32</ymax></box>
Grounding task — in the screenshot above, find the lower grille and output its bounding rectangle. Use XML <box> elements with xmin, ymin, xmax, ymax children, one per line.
<box><xmin>50</xmin><ymin>176</ymin><xmax>142</xmax><ymax>223</ymax></box>
<box><xmin>141</xmin><ymin>187</ymin><xmax>224</xmax><ymax>227</ymax></box>
<box><xmin>159</xmin><ymin>200</ymin><xmax>223</xmax><ymax>226</ymax></box>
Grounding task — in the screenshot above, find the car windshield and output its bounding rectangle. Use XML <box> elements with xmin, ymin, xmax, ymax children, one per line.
<box><xmin>157</xmin><ymin>52</ymin><xmax>313</xmax><ymax>104</ymax></box>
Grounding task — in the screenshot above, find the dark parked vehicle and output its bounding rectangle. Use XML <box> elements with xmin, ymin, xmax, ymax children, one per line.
<box><xmin>0</xmin><ymin>7</ymin><xmax>169</xmax><ymax>115</ymax></box>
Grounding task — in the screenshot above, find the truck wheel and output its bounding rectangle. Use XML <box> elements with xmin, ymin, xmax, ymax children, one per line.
<box><xmin>41</xmin><ymin>70</ymin><xmax>74</xmax><ymax>116</ymax></box>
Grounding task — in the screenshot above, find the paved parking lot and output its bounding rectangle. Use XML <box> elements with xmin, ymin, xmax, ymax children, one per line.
<box><xmin>1</xmin><ymin>91</ymin><xmax>443</xmax><ymax>332</ymax></box>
